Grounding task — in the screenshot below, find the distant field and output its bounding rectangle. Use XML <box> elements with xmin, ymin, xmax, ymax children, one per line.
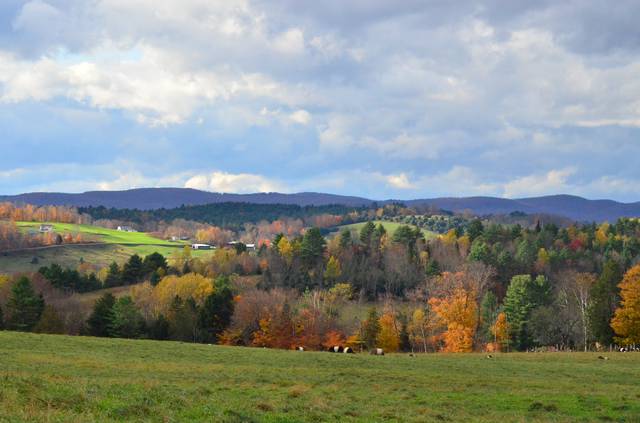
<box><xmin>0</xmin><ymin>222</ymin><xmax>214</xmax><ymax>273</ymax></box>
<box><xmin>1</xmin><ymin>332</ymin><xmax>639</xmax><ymax>422</ymax></box>
<box><xmin>336</xmin><ymin>220</ymin><xmax>437</xmax><ymax>240</ymax></box>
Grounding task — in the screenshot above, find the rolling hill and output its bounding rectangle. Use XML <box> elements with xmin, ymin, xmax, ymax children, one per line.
<box><xmin>2</xmin><ymin>188</ymin><xmax>640</xmax><ymax>222</ymax></box>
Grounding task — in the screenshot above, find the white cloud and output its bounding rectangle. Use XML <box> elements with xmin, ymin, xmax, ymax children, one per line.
<box><xmin>386</xmin><ymin>173</ymin><xmax>415</xmax><ymax>189</ymax></box>
<box><xmin>502</xmin><ymin>168</ymin><xmax>576</xmax><ymax>198</ymax></box>
<box><xmin>289</xmin><ymin>109</ymin><xmax>311</xmax><ymax>125</ymax></box>
<box><xmin>184</xmin><ymin>171</ymin><xmax>286</xmax><ymax>193</ymax></box>
<box><xmin>272</xmin><ymin>28</ymin><xmax>305</xmax><ymax>55</ymax></box>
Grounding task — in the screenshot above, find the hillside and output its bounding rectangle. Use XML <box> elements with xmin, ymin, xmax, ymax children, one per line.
<box><xmin>0</xmin><ymin>222</ymin><xmax>212</xmax><ymax>273</ymax></box>
<box><xmin>2</xmin><ymin>332</ymin><xmax>639</xmax><ymax>422</ymax></box>
<box><xmin>3</xmin><ymin>188</ymin><xmax>640</xmax><ymax>222</ymax></box>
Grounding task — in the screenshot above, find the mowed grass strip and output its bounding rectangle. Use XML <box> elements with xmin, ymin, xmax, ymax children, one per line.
<box><xmin>1</xmin><ymin>332</ymin><xmax>639</xmax><ymax>422</ymax></box>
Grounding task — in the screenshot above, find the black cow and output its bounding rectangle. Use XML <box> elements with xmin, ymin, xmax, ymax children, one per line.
<box><xmin>343</xmin><ymin>347</ymin><xmax>354</xmax><ymax>354</ymax></box>
<box><xmin>328</xmin><ymin>345</ymin><xmax>343</xmax><ymax>353</ymax></box>
<box><xmin>370</xmin><ymin>348</ymin><xmax>384</xmax><ymax>356</ymax></box>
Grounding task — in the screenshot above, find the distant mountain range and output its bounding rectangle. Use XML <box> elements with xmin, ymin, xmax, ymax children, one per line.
<box><xmin>1</xmin><ymin>188</ymin><xmax>639</xmax><ymax>222</ymax></box>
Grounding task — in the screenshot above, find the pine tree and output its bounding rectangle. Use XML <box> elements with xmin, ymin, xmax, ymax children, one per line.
<box><xmin>104</xmin><ymin>262</ymin><xmax>122</xmax><ymax>288</ymax></box>
<box><xmin>109</xmin><ymin>296</ymin><xmax>145</xmax><ymax>339</ymax></box>
<box><xmin>6</xmin><ymin>276</ymin><xmax>45</xmax><ymax>332</ymax></box>
<box><xmin>588</xmin><ymin>259</ymin><xmax>622</xmax><ymax>345</ymax></box>
<box><xmin>87</xmin><ymin>293</ymin><xmax>116</xmax><ymax>337</ymax></box>
<box><xmin>503</xmin><ymin>275</ymin><xmax>550</xmax><ymax>350</ymax></box>
<box><xmin>197</xmin><ymin>286</ymin><xmax>235</xmax><ymax>343</ymax></box>
<box><xmin>362</xmin><ymin>307</ymin><xmax>381</xmax><ymax>349</ymax></box>
<box><xmin>122</xmin><ymin>254</ymin><xmax>144</xmax><ymax>284</ymax></box>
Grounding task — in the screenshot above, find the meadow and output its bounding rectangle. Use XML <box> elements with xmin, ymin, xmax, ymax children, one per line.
<box><xmin>0</xmin><ymin>222</ymin><xmax>214</xmax><ymax>273</ymax></box>
<box><xmin>336</xmin><ymin>220</ymin><xmax>437</xmax><ymax>240</ymax></box>
<box><xmin>1</xmin><ymin>332</ymin><xmax>639</xmax><ymax>422</ymax></box>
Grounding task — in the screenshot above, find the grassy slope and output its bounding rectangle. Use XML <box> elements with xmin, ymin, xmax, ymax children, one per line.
<box><xmin>1</xmin><ymin>332</ymin><xmax>639</xmax><ymax>422</ymax></box>
<box><xmin>0</xmin><ymin>222</ymin><xmax>213</xmax><ymax>273</ymax></box>
<box><xmin>337</xmin><ymin>220</ymin><xmax>437</xmax><ymax>240</ymax></box>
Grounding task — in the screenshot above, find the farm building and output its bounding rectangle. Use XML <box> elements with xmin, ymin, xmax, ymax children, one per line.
<box><xmin>117</xmin><ymin>226</ymin><xmax>136</xmax><ymax>232</ymax></box>
<box><xmin>191</xmin><ymin>243</ymin><xmax>213</xmax><ymax>250</ymax></box>
<box><xmin>39</xmin><ymin>224</ymin><xmax>54</xmax><ymax>233</ymax></box>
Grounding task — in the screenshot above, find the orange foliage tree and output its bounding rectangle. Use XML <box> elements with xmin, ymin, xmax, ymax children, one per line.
<box><xmin>611</xmin><ymin>264</ymin><xmax>640</xmax><ymax>345</ymax></box>
<box><xmin>428</xmin><ymin>282</ymin><xmax>478</xmax><ymax>352</ymax></box>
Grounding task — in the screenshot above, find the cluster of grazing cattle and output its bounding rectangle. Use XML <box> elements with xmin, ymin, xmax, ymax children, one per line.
<box><xmin>618</xmin><ymin>347</ymin><xmax>639</xmax><ymax>352</ymax></box>
<box><xmin>294</xmin><ymin>345</ymin><xmax>386</xmax><ymax>355</ymax></box>
<box><xmin>327</xmin><ymin>345</ymin><xmax>355</xmax><ymax>353</ymax></box>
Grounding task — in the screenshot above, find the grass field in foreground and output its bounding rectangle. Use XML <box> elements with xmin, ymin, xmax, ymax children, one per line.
<box><xmin>1</xmin><ymin>332</ymin><xmax>639</xmax><ymax>422</ymax></box>
<box><xmin>336</xmin><ymin>220</ymin><xmax>437</xmax><ymax>240</ymax></box>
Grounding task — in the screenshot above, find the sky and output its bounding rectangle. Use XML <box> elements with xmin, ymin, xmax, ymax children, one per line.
<box><xmin>1</xmin><ymin>0</ymin><xmax>640</xmax><ymax>201</ymax></box>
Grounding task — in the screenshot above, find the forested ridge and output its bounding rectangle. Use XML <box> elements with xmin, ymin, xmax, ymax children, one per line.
<box><xmin>2</xmin><ymin>215</ymin><xmax>640</xmax><ymax>353</ymax></box>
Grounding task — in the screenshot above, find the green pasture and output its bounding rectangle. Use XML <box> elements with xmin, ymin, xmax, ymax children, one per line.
<box><xmin>0</xmin><ymin>332</ymin><xmax>638</xmax><ymax>422</ymax></box>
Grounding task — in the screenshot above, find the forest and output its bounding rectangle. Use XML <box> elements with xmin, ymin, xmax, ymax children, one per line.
<box><xmin>2</xmin><ymin>205</ymin><xmax>640</xmax><ymax>353</ymax></box>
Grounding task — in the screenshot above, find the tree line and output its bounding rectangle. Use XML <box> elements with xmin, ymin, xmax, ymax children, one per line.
<box><xmin>2</xmin><ymin>217</ymin><xmax>640</xmax><ymax>352</ymax></box>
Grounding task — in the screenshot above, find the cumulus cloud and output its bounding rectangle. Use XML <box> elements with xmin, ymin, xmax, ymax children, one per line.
<box><xmin>184</xmin><ymin>171</ymin><xmax>286</xmax><ymax>193</ymax></box>
<box><xmin>1</xmin><ymin>1</ymin><xmax>640</xmax><ymax>200</ymax></box>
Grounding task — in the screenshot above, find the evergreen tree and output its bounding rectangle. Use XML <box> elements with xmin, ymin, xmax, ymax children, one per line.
<box><xmin>503</xmin><ymin>275</ymin><xmax>550</xmax><ymax>350</ymax></box>
<box><xmin>6</xmin><ymin>276</ymin><xmax>45</xmax><ymax>332</ymax></box>
<box><xmin>122</xmin><ymin>254</ymin><xmax>144</xmax><ymax>284</ymax></box>
<box><xmin>109</xmin><ymin>296</ymin><xmax>145</xmax><ymax>338</ymax></box>
<box><xmin>466</xmin><ymin>219</ymin><xmax>484</xmax><ymax>241</ymax></box>
<box><xmin>104</xmin><ymin>262</ymin><xmax>122</xmax><ymax>288</ymax></box>
<box><xmin>479</xmin><ymin>291</ymin><xmax>499</xmax><ymax>343</ymax></box>
<box><xmin>168</xmin><ymin>296</ymin><xmax>198</xmax><ymax>342</ymax></box>
<box><xmin>143</xmin><ymin>252</ymin><xmax>168</xmax><ymax>275</ymax></box>
<box><xmin>149</xmin><ymin>314</ymin><xmax>170</xmax><ymax>340</ymax></box>
<box><xmin>300</xmin><ymin>228</ymin><xmax>326</xmax><ymax>268</ymax></box>
<box><xmin>359</xmin><ymin>221</ymin><xmax>376</xmax><ymax>246</ymax></box>
<box><xmin>87</xmin><ymin>293</ymin><xmax>116</xmax><ymax>337</ymax></box>
<box><xmin>588</xmin><ymin>259</ymin><xmax>622</xmax><ymax>345</ymax></box>
<box><xmin>398</xmin><ymin>314</ymin><xmax>411</xmax><ymax>352</ymax></box>
<box><xmin>339</xmin><ymin>229</ymin><xmax>352</xmax><ymax>248</ymax></box>
<box><xmin>197</xmin><ymin>285</ymin><xmax>235</xmax><ymax>343</ymax></box>
<box><xmin>362</xmin><ymin>307</ymin><xmax>381</xmax><ymax>349</ymax></box>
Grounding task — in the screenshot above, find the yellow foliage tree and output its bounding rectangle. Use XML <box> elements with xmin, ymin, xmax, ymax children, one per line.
<box><xmin>611</xmin><ymin>264</ymin><xmax>640</xmax><ymax>345</ymax></box>
<box><xmin>324</xmin><ymin>256</ymin><xmax>342</xmax><ymax>283</ymax></box>
<box><xmin>491</xmin><ymin>312</ymin><xmax>510</xmax><ymax>352</ymax></box>
<box><xmin>595</xmin><ymin>223</ymin><xmax>610</xmax><ymax>248</ymax></box>
<box><xmin>277</xmin><ymin>236</ymin><xmax>293</xmax><ymax>264</ymax></box>
<box><xmin>377</xmin><ymin>311</ymin><xmax>400</xmax><ymax>352</ymax></box>
<box><xmin>428</xmin><ymin>287</ymin><xmax>478</xmax><ymax>352</ymax></box>
<box><xmin>408</xmin><ymin>308</ymin><xmax>430</xmax><ymax>352</ymax></box>
<box><xmin>151</xmin><ymin>273</ymin><xmax>214</xmax><ymax>315</ymax></box>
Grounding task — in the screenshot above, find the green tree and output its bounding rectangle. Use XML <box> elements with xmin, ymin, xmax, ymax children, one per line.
<box><xmin>362</xmin><ymin>307</ymin><xmax>381</xmax><ymax>349</ymax></box>
<box><xmin>6</xmin><ymin>276</ymin><xmax>45</xmax><ymax>332</ymax></box>
<box><xmin>469</xmin><ymin>241</ymin><xmax>492</xmax><ymax>264</ymax></box>
<box><xmin>149</xmin><ymin>314</ymin><xmax>170</xmax><ymax>340</ymax></box>
<box><xmin>503</xmin><ymin>274</ymin><xmax>550</xmax><ymax>350</ymax></box>
<box><xmin>339</xmin><ymin>229</ymin><xmax>352</xmax><ymax>248</ymax></box>
<box><xmin>466</xmin><ymin>219</ymin><xmax>484</xmax><ymax>241</ymax></box>
<box><xmin>87</xmin><ymin>293</ymin><xmax>116</xmax><ymax>337</ymax></box>
<box><xmin>197</xmin><ymin>284</ymin><xmax>235</xmax><ymax>343</ymax></box>
<box><xmin>168</xmin><ymin>296</ymin><xmax>198</xmax><ymax>342</ymax></box>
<box><xmin>479</xmin><ymin>291</ymin><xmax>499</xmax><ymax>343</ymax></box>
<box><xmin>0</xmin><ymin>305</ymin><xmax>4</xmax><ymax>330</ymax></box>
<box><xmin>109</xmin><ymin>296</ymin><xmax>145</xmax><ymax>338</ymax></box>
<box><xmin>143</xmin><ymin>252</ymin><xmax>168</xmax><ymax>275</ymax></box>
<box><xmin>588</xmin><ymin>259</ymin><xmax>622</xmax><ymax>345</ymax></box>
<box><xmin>104</xmin><ymin>262</ymin><xmax>122</xmax><ymax>288</ymax></box>
<box><xmin>122</xmin><ymin>254</ymin><xmax>144</xmax><ymax>284</ymax></box>
<box><xmin>300</xmin><ymin>228</ymin><xmax>326</xmax><ymax>268</ymax></box>
<box><xmin>360</xmin><ymin>221</ymin><xmax>376</xmax><ymax>245</ymax></box>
